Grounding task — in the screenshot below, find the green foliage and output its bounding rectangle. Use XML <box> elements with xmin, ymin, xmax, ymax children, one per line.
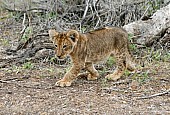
<box><xmin>128</xmin><ymin>33</ymin><xmax>137</xmax><ymax>51</ymax></box>
<box><xmin>22</xmin><ymin>62</ymin><xmax>34</xmax><ymax>69</ymax></box>
<box><xmin>50</xmin><ymin>57</ymin><xmax>56</xmax><ymax>63</ymax></box>
<box><xmin>145</xmin><ymin>0</ymin><xmax>162</xmax><ymax>16</ymax></box>
<box><xmin>12</xmin><ymin>65</ymin><xmax>20</xmax><ymax>74</ymax></box>
<box><xmin>0</xmin><ymin>38</ymin><xmax>9</xmax><ymax>46</ymax></box>
<box><xmin>99</xmin><ymin>67</ymin><xmax>107</xmax><ymax>75</ymax></box>
<box><xmin>81</xmin><ymin>27</ymin><xmax>87</xmax><ymax>33</ymax></box>
<box><xmin>0</xmin><ymin>12</ymin><xmax>13</xmax><ymax>21</ymax></box>
<box><xmin>46</xmin><ymin>12</ymin><xmax>58</xmax><ymax>19</ymax></box>
<box><xmin>106</xmin><ymin>57</ymin><xmax>116</xmax><ymax>67</ymax></box>
<box><xmin>21</xmin><ymin>26</ymin><xmax>33</xmax><ymax>42</ymax></box>
<box><xmin>101</xmin><ymin>78</ymin><xmax>108</xmax><ymax>87</ymax></box>
<box><xmin>124</xmin><ymin>70</ymin><xmax>131</xmax><ymax>76</ymax></box>
<box><xmin>138</xmin><ymin>71</ymin><xmax>149</xmax><ymax>84</ymax></box>
<box><xmin>152</xmin><ymin>49</ymin><xmax>162</xmax><ymax>61</ymax></box>
<box><xmin>47</xmin><ymin>68</ymin><xmax>54</xmax><ymax>73</ymax></box>
<box><xmin>128</xmin><ymin>33</ymin><xmax>133</xmax><ymax>41</ymax></box>
<box><xmin>132</xmin><ymin>71</ymin><xmax>149</xmax><ymax>84</ymax></box>
<box><xmin>163</xmin><ymin>53</ymin><xmax>170</xmax><ymax>62</ymax></box>
<box><xmin>148</xmin><ymin>49</ymin><xmax>170</xmax><ymax>62</ymax></box>
<box><xmin>11</xmin><ymin>12</ymin><xmax>22</xmax><ymax>21</ymax></box>
<box><xmin>129</xmin><ymin>43</ymin><xmax>137</xmax><ymax>51</ymax></box>
<box><xmin>37</xmin><ymin>11</ymin><xmax>58</xmax><ymax>20</ymax></box>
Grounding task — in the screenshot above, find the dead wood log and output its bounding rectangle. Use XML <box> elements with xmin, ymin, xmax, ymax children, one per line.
<box><xmin>123</xmin><ymin>4</ymin><xmax>170</xmax><ymax>47</ymax></box>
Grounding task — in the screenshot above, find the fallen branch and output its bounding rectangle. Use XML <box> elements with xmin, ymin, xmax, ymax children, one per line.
<box><xmin>0</xmin><ymin>79</ymin><xmax>56</xmax><ymax>89</ymax></box>
<box><xmin>112</xmin><ymin>79</ymin><xmax>132</xmax><ymax>85</ymax></box>
<box><xmin>136</xmin><ymin>89</ymin><xmax>170</xmax><ymax>99</ymax></box>
<box><xmin>17</xmin><ymin>33</ymin><xmax>49</xmax><ymax>51</ymax></box>
<box><xmin>0</xmin><ymin>80</ymin><xmax>11</xmax><ymax>83</ymax></box>
<box><xmin>102</xmin><ymin>87</ymin><xmax>129</xmax><ymax>93</ymax></box>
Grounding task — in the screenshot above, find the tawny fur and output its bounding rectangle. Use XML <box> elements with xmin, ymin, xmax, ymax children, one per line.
<box><xmin>49</xmin><ymin>27</ymin><xmax>136</xmax><ymax>87</ymax></box>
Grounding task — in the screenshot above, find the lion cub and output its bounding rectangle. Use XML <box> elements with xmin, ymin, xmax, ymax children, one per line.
<box><xmin>49</xmin><ymin>27</ymin><xmax>136</xmax><ymax>87</ymax></box>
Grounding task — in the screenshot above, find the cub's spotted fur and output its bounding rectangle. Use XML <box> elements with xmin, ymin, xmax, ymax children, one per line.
<box><xmin>49</xmin><ymin>27</ymin><xmax>136</xmax><ymax>87</ymax></box>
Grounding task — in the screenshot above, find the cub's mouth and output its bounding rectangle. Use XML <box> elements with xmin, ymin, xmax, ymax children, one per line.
<box><xmin>55</xmin><ymin>55</ymin><xmax>67</xmax><ymax>61</ymax></box>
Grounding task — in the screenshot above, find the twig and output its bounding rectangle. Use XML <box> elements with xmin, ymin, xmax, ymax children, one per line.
<box><xmin>36</xmin><ymin>33</ymin><xmax>49</xmax><ymax>36</ymax></box>
<box><xmin>4</xmin><ymin>7</ymin><xmax>47</xmax><ymax>13</ymax></box>
<box><xmin>93</xmin><ymin>1</ymin><xmax>102</xmax><ymax>28</ymax></box>
<box><xmin>140</xmin><ymin>5</ymin><xmax>150</xmax><ymax>20</ymax></box>
<box><xmin>20</xmin><ymin>13</ymin><xmax>27</xmax><ymax>34</ymax></box>
<box><xmin>148</xmin><ymin>45</ymin><xmax>154</xmax><ymax>62</ymax></box>
<box><xmin>0</xmin><ymin>80</ymin><xmax>55</xmax><ymax>89</ymax></box>
<box><xmin>82</xmin><ymin>0</ymin><xmax>90</xmax><ymax>19</ymax></box>
<box><xmin>136</xmin><ymin>89</ymin><xmax>170</xmax><ymax>99</ymax></box>
<box><xmin>131</xmin><ymin>35</ymin><xmax>142</xmax><ymax>39</ymax></box>
<box><xmin>19</xmin><ymin>13</ymin><xmax>28</xmax><ymax>43</ymax></box>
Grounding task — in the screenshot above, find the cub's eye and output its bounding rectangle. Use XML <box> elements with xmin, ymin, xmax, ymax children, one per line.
<box><xmin>63</xmin><ymin>45</ymin><xmax>67</xmax><ymax>49</ymax></box>
<box><xmin>55</xmin><ymin>45</ymin><xmax>57</xmax><ymax>47</ymax></box>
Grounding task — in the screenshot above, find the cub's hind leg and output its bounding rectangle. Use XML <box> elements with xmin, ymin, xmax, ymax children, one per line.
<box><xmin>126</xmin><ymin>50</ymin><xmax>136</xmax><ymax>72</ymax></box>
<box><xmin>126</xmin><ymin>57</ymin><xmax>136</xmax><ymax>72</ymax></box>
<box><xmin>85</xmin><ymin>62</ymin><xmax>99</xmax><ymax>80</ymax></box>
<box><xmin>105</xmin><ymin>51</ymin><xmax>126</xmax><ymax>81</ymax></box>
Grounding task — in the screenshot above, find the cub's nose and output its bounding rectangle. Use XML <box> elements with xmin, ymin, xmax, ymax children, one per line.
<box><xmin>57</xmin><ymin>56</ymin><xmax>61</xmax><ymax>58</ymax></box>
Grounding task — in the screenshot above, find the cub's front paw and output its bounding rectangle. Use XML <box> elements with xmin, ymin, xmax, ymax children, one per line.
<box><xmin>87</xmin><ymin>73</ymin><xmax>99</xmax><ymax>81</ymax></box>
<box><xmin>105</xmin><ymin>74</ymin><xmax>120</xmax><ymax>81</ymax></box>
<box><xmin>55</xmin><ymin>79</ymin><xmax>72</xmax><ymax>87</ymax></box>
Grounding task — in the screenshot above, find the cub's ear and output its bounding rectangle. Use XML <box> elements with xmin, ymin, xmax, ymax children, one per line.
<box><xmin>48</xmin><ymin>29</ymin><xmax>58</xmax><ymax>41</ymax></box>
<box><xmin>66</xmin><ymin>30</ymin><xmax>79</xmax><ymax>43</ymax></box>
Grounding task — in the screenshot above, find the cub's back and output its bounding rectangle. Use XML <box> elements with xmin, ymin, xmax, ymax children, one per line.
<box><xmin>85</xmin><ymin>27</ymin><xmax>128</xmax><ymax>51</ymax></box>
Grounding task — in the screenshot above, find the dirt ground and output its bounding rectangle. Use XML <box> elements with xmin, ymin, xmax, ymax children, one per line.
<box><xmin>0</xmin><ymin>11</ymin><xmax>170</xmax><ymax>115</ymax></box>
<box><xmin>0</xmin><ymin>61</ymin><xmax>169</xmax><ymax>114</ymax></box>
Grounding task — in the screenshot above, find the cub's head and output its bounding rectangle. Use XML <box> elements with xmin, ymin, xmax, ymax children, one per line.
<box><xmin>49</xmin><ymin>29</ymin><xmax>79</xmax><ymax>60</ymax></box>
